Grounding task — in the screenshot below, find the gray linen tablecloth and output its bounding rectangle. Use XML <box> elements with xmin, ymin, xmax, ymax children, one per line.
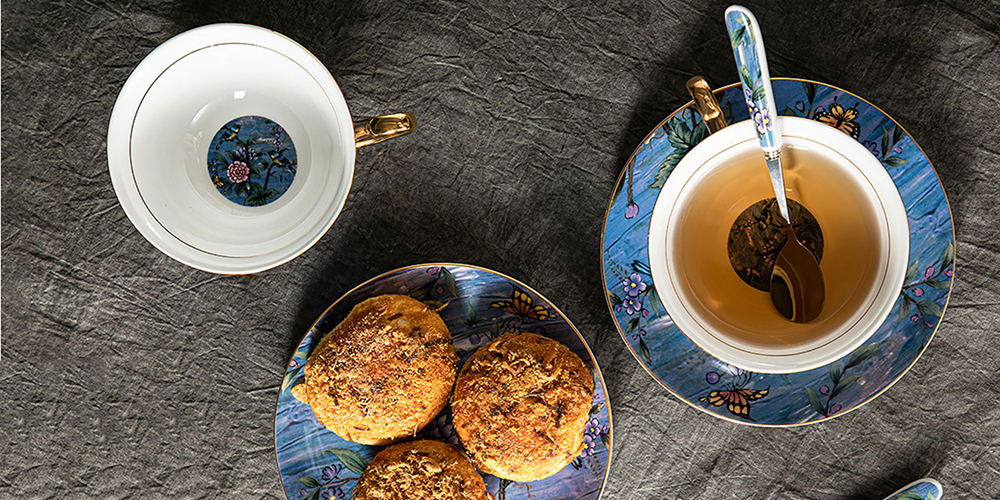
<box><xmin>3</xmin><ymin>1</ymin><xmax>999</xmax><ymax>498</ymax></box>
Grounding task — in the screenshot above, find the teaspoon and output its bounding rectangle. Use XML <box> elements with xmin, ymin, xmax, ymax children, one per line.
<box><xmin>725</xmin><ymin>5</ymin><xmax>825</xmax><ymax>322</ymax></box>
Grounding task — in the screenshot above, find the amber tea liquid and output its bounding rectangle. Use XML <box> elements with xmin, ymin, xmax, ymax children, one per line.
<box><xmin>668</xmin><ymin>140</ymin><xmax>888</xmax><ymax>350</ymax></box>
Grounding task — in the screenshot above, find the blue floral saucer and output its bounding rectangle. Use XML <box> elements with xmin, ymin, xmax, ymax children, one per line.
<box><xmin>602</xmin><ymin>79</ymin><xmax>954</xmax><ymax>426</ymax></box>
<box><xmin>274</xmin><ymin>264</ymin><xmax>612</xmax><ymax>500</ymax></box>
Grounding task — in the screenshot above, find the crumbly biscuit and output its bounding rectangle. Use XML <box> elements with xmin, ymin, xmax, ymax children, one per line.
<box><xmin>452</xmin><ymin>332</ymin><xmax>594</xmax><ymax>482</ymax></box>
<box><xmin>292</xmin><ymin>295</ymin><xmax>458</xmax><ymax>445</ymax></box>
<box><xmin>353</xmin><ymin>440</ymin><xmax>491</xmax><ymax>500</ymax></box>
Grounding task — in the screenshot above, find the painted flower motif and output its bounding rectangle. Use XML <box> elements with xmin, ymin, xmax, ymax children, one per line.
<box><xmin>289</xmin><ymin>358</ymin><xmax>300</xmax><ymax>368</ymax></box>
<box><xmin>625</xmin><ymin>202</ymin><xmax>639</xmax><ymax>219</ymax></box>
<box><xmin>622</xmin><ymin>273</ymin><xmax>647</xmax><ymax>297</ymax></box>
<box><xmin>622</xmin><ymin>297</ymin><xmax>639</xmax><ymax>315</ymax></box>
<box><xmin>631</xmin><ymin>328</ymin><xmax>646</xmax><ymax>341</ymax></box>
<box><xmin>893</xmin><ymin>145</ymin><xmax>903</xmax><ymax>154</ymax></box>
<box><xmin>820</xmin><ymin>385</ymin><xmax>829</xmax><ymax>395</ymax></box>
<box><xmin>235</xmin><ymin>145</ymin><xmax>258</xmax><ymax>164</ymax></box>
<box><xmin>210</xmin><ymin>116</ymin><xmax>296</xmax><ymax>207</ymax></box>
<box><xmin>743</xmin><ymin>87</ymin><xmax>760</xmax><ymax>121</ymax></box>
<box><xmin>273</xmin><ymin>126</ymin><xmax>285</xmax><ymax>148</ymax></box>
<box><xmin>321</xmin><ymin>464</ymin><xmax>343</xmax><ymax>482</ymax></box>
<box><xmin>752</xmin><ymin>107</ymin><xmax>773</xmax><ymax>135</ymax></box>
<box><xmin>581</xmin><ymin>418</ymin><xmax>605</xmax><ymax>456</ymax></box>
<box><xmin>911</xmin><ymin>315</ymin><xmax>919</xmax><ymax>323</ymax></box>
<box><xmin>227</xmin><ymin>161</ymin><xmax>249</xmax><ymax>183</ymax></box>
<box><xmin>925</xmin><ymin>267</ymin><xmax>935</xmax><ymax>279</ymax></box>
<box><xmin>914</xmin><ymin>288</ymin><xmax>924</xmax><ymax>297</ymax></box>
<box><xmin>581</xmin><ymin>433</ymin><xmax>596</xmax><ymax>456</ymax></box>
<box><xmin>706</xmin><ymin>371</ymin><xmax>720</xmax><ymax>384</ymax></box>
<box><xmin>829</xmin><ymin>403</ymin><xmax>842</xmax><ymax>414</ymax></box>
<box><xmin>946</xmin><ymin>269</ymin><xmax>953</xmax><ymax>277</ymax></box>
<box><xmin>321</xmin><ymin>487</ymin><xmax>345</xmax><ymax>500</ymax></box>
<box><xmin>863</xmin><ymin>141</ymin><xmax>880</xmax><ymax>157</ymax></box>
<box><xmin>426</xmin><ymin>266</ymin><xmax>440</xmax><ymax>275</ymax></box>
<box><xmin>582</xmin><ymin>433</ymin><xmax>596</xmax><ymax>456</ymax></box>
<box><xmin>795</xmin><ymin>100</ymin><xmax>805</xmax><ymax>112</ymax></box>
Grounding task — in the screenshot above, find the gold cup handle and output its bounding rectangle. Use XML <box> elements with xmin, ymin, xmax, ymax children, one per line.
<box><xmin>685</xmin><ymin>76</ymin><xmax>727</xmax><ymax>134</ymax></box>
<box><xmin>353</xmin><ymin>112</ymin><xmax>416</xmax><ymax>148</ymax></box>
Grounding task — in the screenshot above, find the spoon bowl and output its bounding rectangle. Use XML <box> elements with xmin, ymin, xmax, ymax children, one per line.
<box><xmin>771</xmin><ymin>224</ymin><xmax>826</xmax><ymax>322</ymax></box>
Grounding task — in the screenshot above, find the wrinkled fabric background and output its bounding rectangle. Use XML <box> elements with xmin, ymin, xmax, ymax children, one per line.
<box><xmin>2</xmin><ymin>0</ymin><xmax>999</xmax><ymax>498</ymax></box>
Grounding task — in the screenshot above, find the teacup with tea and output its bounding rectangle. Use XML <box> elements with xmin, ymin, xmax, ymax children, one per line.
<box><xmin>648</xmin><ymin>114</ymin><xmax>908</xmax><ymax>373</ymax></box>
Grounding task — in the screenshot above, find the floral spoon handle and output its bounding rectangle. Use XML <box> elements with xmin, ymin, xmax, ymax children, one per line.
<box><xmin>725</xmin><ymin>4</ymin><xmax>789</xmax><ymax>221</ymax></box>
<box><xmin>726</xmin><ymin>5</ymin><xmax>781</xmax><ymax>151</ymax></box>
<box><xmin>882</xmin><ymin>478</ymin><xmax>943</xmax><ymax>500</ymax></box>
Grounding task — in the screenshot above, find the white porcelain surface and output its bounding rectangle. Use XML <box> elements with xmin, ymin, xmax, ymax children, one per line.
<box><xmin>648</xmin><ymin>117</ymin><xmax>909</xmax><ymax>374</ymax></box>
<box><xmin>108</xmin><ymin>24</ymin><xmax>355</xmax><ymax>273</ymax></box>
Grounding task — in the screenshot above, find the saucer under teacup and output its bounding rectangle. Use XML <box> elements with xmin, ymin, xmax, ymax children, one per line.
<box><xmin>602</xmin><ymin>79</ymin><xmax>954</xmax><ymax>425</ymax></box>
<box><xmin>108</xmin><ymin>24</ymin><xmax>413</xmax><ymax>274</ymax></box>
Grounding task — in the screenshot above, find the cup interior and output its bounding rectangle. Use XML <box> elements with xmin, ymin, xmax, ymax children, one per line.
<box><xmin>109</xmin><ymin>24</ymin><xmax>357</xmax><ymax>273</ymax></box>
<box><xmin>130</xmin><ymin>42</ymin><xmax>352</xmax><ymax>258</ymax></box>
<box><xmin>648</xmin><ymin>117</ymin><xmax>908</xmax><ymax>373</ymax></box>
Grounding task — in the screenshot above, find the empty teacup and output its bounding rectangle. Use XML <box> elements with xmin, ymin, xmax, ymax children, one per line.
<box><xmin>108</xmin><ymin>24</ymin><xmax>415</xmax><ymax>274</ymax></box>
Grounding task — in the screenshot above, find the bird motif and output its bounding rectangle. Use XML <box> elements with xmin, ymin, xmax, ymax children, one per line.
<box><xmin>217</xmin><ymin>124</ymin><xmax>241</xmax><ymax>145</ymax></box>
<box><xmin>268</xmin><ymin>150</ymin><xmax>292</xmax><ymax>169</ymax></box>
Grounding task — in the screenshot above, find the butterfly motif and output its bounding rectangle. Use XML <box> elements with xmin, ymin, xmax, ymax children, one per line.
<box><xmin>212</xmin><ymin>175</ymin><xmax>225</xmax><ymax>188</ymax></box>
<box><xmin>814</xmin><ymin>102</ymin><xmax>860</xmax><ymax>139</ymax></box>
<box><xmin>490</xmin><ymin>286</ymin><xmax>551</xmax><ymax>321</ymax></box>
<box><xmin>700</xmin><ymin>386</ymin><xmax>769</xmax><ymax>420</ymax></box>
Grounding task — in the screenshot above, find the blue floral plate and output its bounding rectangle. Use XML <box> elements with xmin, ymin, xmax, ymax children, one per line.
<box><xmin>275</xmin><ymin>264</ymin><xmax>612</xmax><ymax>500</ymax></box>
<box><xmin>602</xmin><ymin>79</ymin><xmax>954</xmax><ymax>426</ymax></box>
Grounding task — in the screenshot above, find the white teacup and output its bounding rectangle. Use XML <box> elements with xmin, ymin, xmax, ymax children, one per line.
<box><xmin>108</xmin><ymin>24</ymin><xmax>414</xmax><ymax>274</ymax></box>
<box><xmin>648</xmin><ymin>117</ymin><xmax>908</xmax><ymax>374</ymax></box>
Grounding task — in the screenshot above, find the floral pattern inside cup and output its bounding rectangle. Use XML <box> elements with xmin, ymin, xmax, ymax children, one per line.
<box><xmin>208</xmin><ymin>115</ymin><xmax>297</xmax><ymax>206</ymax></box>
